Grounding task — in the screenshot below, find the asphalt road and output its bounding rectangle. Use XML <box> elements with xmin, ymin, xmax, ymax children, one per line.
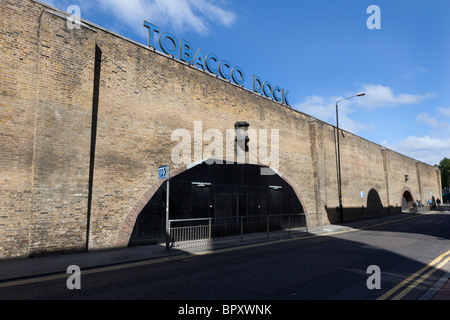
<box><xmin>1</xmin><ymin>212</ymin><xmax>450</xmax><ymax>302</ymax></box>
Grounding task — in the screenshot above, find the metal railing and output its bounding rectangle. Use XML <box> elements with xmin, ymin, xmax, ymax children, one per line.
<box><xmin>168</xmin><ymin>213</ymin><xmax>322</xmax><ymax>247</ymax></box>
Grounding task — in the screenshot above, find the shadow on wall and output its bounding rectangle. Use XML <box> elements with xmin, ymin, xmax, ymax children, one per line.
<box><xmin>325</xmin><ymin>189</ymin><xmax>400</xmax><ymax>224</ymax></box>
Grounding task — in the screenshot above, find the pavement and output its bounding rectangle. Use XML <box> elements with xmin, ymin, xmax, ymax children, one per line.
<box><xmin>0</xmin><ymin>210</ymin><xmax>449</xmax><ymax>300</ymax></box>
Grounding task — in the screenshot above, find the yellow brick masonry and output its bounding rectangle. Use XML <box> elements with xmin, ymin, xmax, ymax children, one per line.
<box><xmin>0</xmin><ymin>0</ymin><xmax>442</xmax><ymax>258</ymax></box>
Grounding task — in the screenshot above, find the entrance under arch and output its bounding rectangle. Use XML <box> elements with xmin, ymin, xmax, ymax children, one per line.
<box><xmin>402</xmin><ymin>190</ymin><xmax>414</xmax><ymax>213</ymax></box>
<box><xmin>129</xmin><ymin>162</ymin><xmax>304</xmax><ymax>245</ymax></box>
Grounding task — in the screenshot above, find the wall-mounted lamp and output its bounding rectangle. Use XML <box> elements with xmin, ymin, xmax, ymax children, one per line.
<box><xmin>235</xmin><ymin>121</ymin><xmax>250</xmax><ymax>152</ymax></box>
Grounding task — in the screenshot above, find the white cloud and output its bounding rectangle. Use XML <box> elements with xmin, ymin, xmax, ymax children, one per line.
<box><xmin>294</xmin><ymin>95</ymin><xmax>370</xmax><ymax>134</ymax></box>
<box><xmin>416</xmin><ymin>113</ymin><xmax>440</xmax><ymax>129</ymax></box>
<box><xmin>383</xmin><ymin>135</ymin><xmax>450</xmax><ymax>165</ymax></box>
<box><xmin>416</xmin><ymin>109</ymin><xmax>450</xmax><ymax>134</ymax></box>
<box><xmin>98</xmin><ymin>0</ymin><xmax>236</xmax><ymax>36</ymax></box>
<box><xmin>438</xmin><ymin>107</ymin><xmax>450</xmax><ymax>117</ymax></box>
<box><xmin>191</xmin><ymin>0</ymin><xmax>236</xmax><ymax>27</ymax></box>
<box><xmin>294</xmin><ymin>95</ymin><xmax>335</xmax><ymax>122</ymax></box>
<box><xmin>294</xmin><ymin>84</ymin><xmax>436</xmax><ymax>122</ymax></box>
<box><xmin>293</xmin><ymin>82</ymin><xmax>434</xmax><ymax>134</ymax></box>
<box><xmin>384</xmin><ymin>108</ymin><xmax>450</xmax><ymax>164</ymax></box>
<box><xmin>358</xmin><ymin>84</ymin><xmax>436</xmax><ymax>109</ymax></box>
<box><xmin>294</xmin><ymin>91</ymin><xmax>448</xmax><ymax>165</ymax></box>
<box><xmin>40</xmin><ymin>0</ymin><xmax>236</xmax><ymax>36</ymax></box>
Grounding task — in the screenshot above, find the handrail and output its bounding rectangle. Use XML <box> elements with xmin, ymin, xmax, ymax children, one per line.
<box><xmin>169</xmin><ymin>213</ymin><xmax>321</xmax><ymax>223</ymax></box>
<box><xmin>168</xmin><ymin>212</ymin><xmax>323</xmax><ymax>248</ymax></box>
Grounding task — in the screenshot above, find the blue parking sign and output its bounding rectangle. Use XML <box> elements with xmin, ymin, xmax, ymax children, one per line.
<box><xmin>158</xmin><ymin>166</ymin><xmax>169</xmax><ymax>179</ymax></box>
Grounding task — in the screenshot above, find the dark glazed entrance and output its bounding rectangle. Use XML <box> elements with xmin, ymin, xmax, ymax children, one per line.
<box><xmin>129</xmin><ymin>162</ymin><xmax>304</xmax><ymax>245</ymax></box>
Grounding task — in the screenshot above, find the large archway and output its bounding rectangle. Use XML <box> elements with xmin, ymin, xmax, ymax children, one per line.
<box><xmin>402</xmin><ymin>189</ymin><xmax>414</xmax><ymax>213</ymax></box>
<box><xmin>128</xmin><ymin>161</ymin><xmax>305</xmax><ymax>246</ymax></box>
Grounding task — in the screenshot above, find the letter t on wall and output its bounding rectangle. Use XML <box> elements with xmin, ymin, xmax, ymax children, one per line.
<box><xmin>143</xmin><ymin>21</ymin><xmax>160</xmax><ymax>48</ymax></box>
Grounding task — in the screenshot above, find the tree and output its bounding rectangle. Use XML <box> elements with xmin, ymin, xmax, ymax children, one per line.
<box><xmin>438</xmin><ymin>158</ymin><xmax>450</xmax><ymax>191</ymax></box>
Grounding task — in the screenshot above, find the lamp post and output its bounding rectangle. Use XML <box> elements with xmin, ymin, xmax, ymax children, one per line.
<box><xmin>336</xmin><ymin>92</ymin><xmax>365</xmax><ymax>222</ymax></box>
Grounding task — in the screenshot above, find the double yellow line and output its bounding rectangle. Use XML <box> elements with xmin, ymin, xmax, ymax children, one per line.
<box><xmin>378</xmin><ymin>249</ymin><xmax>450</xmax><ymax>300</ymax></box>
<box><xmin>0</xmin><ymin>255</ymin><xmax>180</xmax><ymax>289</ymax></box>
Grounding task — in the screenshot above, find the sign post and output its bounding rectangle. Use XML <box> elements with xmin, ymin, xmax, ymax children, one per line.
<box><xmin>159</xmin><ymin>165</ymin><xmax>170</xmax><ymax>250</ymax></box>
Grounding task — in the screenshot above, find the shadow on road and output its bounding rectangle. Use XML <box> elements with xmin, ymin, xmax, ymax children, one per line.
<box><xmin>1</xmin><ymin>210</ymin><xmax>449</xmax><ymax>300</ymax></box>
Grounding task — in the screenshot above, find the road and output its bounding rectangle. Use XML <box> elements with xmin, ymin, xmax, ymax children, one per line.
<box><xmin>1</xmin><ymin>211</ymin><xmax>450</xmax><ymax>302</ymax></box>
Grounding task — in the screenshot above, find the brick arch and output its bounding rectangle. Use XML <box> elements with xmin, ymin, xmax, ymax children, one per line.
<box><xmin>115</xmin><ymin>165</ymin><xmax>188</xmax><ymax>248</ymax></box>
<box><xmin>400</xmin><ymin>186</ymin><xmax>415</xmax><ymax>213</ymax></box>
<box><xmin>115</xmin><ymin>160</ymin><xmax>307</xmax><ymax>247</ymax></box>
<box><xmin>401</xmin><ymin>186</ymin><xmax>415</xmax><ymax>203</ymax></box>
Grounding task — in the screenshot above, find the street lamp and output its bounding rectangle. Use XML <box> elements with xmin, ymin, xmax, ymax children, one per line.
<box><xmin>336</xmin><ymin>92</ymin><xmax>365</xmax><ymax>222</ymax></box>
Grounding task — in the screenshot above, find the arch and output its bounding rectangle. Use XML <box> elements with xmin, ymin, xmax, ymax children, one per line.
<box><xmin>116</xmin><ymin>160</ymin><xmax>306</xmax><ymax>247</ymax></box>
<box><xmin>366</xmin><ymin>188</ymin><xmax>383</xmax><ymax>216</ymax></box>
<box><xmin>115</xmin><ymin>165</ymin><xmax>187</xmax><ymax>247</ymax></box>
<box><xmin>401</xmin><ymin>187</ymin><xmax>414</xmax><ymax>213</ymax></box>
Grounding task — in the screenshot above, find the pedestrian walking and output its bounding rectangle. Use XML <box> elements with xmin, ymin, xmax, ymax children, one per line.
<box><xmin>412</xmin><ymin>200</ymin><xmax>418</xmax><ymax>213</ymax></box>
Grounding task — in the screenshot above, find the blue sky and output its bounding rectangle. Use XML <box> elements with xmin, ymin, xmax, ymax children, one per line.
<box><xmin>42</xmin><ymin>0</ymin><xmax>450</xmax><ymax>165</ymax></box>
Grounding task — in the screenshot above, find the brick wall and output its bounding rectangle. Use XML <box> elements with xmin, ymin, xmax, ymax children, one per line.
<box><xmin>1</xmin><ymin>0</ymin><xmax>43</xmax><ymax>258</ymax></box>
<box><xmin>0</xmin><ymin>0</ymin><xmax>442</xmax><ymax>258</ymax></box>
